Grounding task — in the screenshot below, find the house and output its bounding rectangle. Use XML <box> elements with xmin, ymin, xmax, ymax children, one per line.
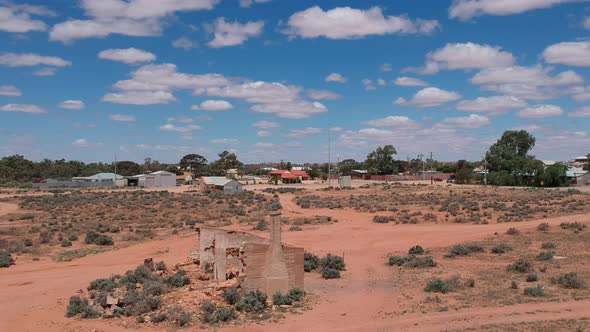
<box><xmin>72</xmin><ymin>173</ymin><xmax>126</xmax><ymax>186</ymax></box>
<box><xmin>269</xmin><ymin>170</ymin><xmax>309</xmax><ymax>184</ymax></box>
<box><xmin>199</xmin><ymin>176</ymin><xmax>244</xmax><ymax>194</ymax></box>
<box><xmin>350</xmin><ymin>169</ymin><xmax>369</xmax><ymax>180</ymax></box>
<box><xmin>566</xmin><ymin>167</ymin><xmax>590</xmax><ymax>185</ymax></box>
<box><xmin>225</xmin><ymin>168</ymin><xmax>239</xmax><ymax>178</ymax></box>
<box><xmin>132</xmin><ymin>171</ymin><xmax>176</xmax><ymax>188</ymax></box>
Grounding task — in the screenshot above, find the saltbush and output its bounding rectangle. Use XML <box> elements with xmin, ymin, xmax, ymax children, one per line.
<box><xmin>222</xmin><ymin>287</ymin><xmax>240</xmax><ymax>305</ymax></box>
<box><xmin>507</xmin><ymin>259</ymin><xmax>533</xmax><ymax>273</ymax></box>
<box><xmin>536</xmin><ymin>251</ymin><xmax>554</xmax><ymax>261</ymax></box>
<box><xmin>304</xmin><ymin>252</ymin><xmax>320</xmax><ymax>272</ymax></box>
<box><xmin>553</xmin><ymin>272</ymin><xmax>585</xmax><ymax>289</ymax></box>
<box><xmin>524</xmin><ymin>285</ymin><xmax>545</xmax><ymax>297</ymax></box>
<box><xmin>320</xmin><ymin>254</ymin><xmax>346</xmax><ymax>272</ymax></box>
<box><xmin>537</xmin><ymin>223</ymin><xmax>550</xmax><ymax>232</ymax></box>
<box><xmin>236</xmin><ymin>290</ymin><xmax>267</xmax><ymax>313</ymax></box>
<box><xmin>408</xmin><ymin>245</ymin><xmax>425</xmax><ymax>255</ymax></box>
<box><xmin>0</xmin><ymin>251</ymin><xmax>15</xmax><ymax>268</ymax></box>
<box><xmin>425</xmin><ymin>278</ymin><xmax>451</xmax><ymax>294</ymax></box>
<box><xmin>491</xmin><ymin>244</ymin><xmax>512</xmax><ymax>254</ymax></box>
<box><xmin>526</xmin><ymin>274</ymin><xmax>538</xmax><ymax>282</ymax></box>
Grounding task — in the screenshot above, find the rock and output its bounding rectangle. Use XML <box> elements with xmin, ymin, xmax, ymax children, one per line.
<box><xmin>106</xmin><ymin>295</ymin><xmax>118</xmax><ymax>306</ymax></box>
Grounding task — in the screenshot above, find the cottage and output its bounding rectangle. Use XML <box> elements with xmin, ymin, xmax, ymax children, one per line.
<box><xmin>199</xmin><ymin>176</ymin><xmax>244</xmax><ymax>194</ymax></box>
<box><xmin>269</xmin><ymin>170</ymin><xmax>309</xmax><ymax>184</ymax></box>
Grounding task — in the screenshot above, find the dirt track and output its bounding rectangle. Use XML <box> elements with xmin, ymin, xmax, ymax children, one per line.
<box><xmin>2</xmin><ymin>190</ymin><xmax>589</xmax><ymax>332</ymax></box>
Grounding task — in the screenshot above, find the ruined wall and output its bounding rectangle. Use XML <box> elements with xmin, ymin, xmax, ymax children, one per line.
<box><xmin>241</xmin><ymin>243</ymin><xmax>304</xmax><ymax>292</ymax></box>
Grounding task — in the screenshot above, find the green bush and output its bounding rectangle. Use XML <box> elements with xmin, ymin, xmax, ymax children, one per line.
<box><xmin>507</xmin><ymin>259</ymin><xmax>533</xmax><ymax>273</ymax></box>
<box><xmin>373</xmin><ymin>215</ymin><xmax>394</xmax><ymax>223</ymax></box>
<box><xmin>536</xmin><ymin>251</ymin><xmax>554</xmax><ymax>261</ymax></box>
<box><xmin>526</xmin><ymin>274</ymin><xmax>538</xmax><ymax>282</ymax></box>
<box><xmin>447</xmin><ymin>244</ymin><xmax>484</xmax><ymax>257</ymax></box>
<box><xmin>511</xmin><ymin>280</ymin><xmax>518</xmax><ymax>289</ymax></box>
<box><xmin>166</xmin><ymin>270</ymin><xmax>190</xmax><ymax>287</ymax></box>
<box><xmin>150</xmin><ymin>313</ymin><xmax>166</xmax><ymax>323</ymax></box>
<box><xmin>236</xmin><ymin>290</ymin><xmax>267</xmax><ymax>313</ymax></box>
<box><xmin>404</xmin><ymin>256</ymin><xmax>437</xmax><ymax>268</ymax></box>
<box><xmin>388</xmin><ymin>256</ymin><xmax>407</xmax><ymax>266</ymax></box>
<box><xmin>287</xmin><ymin>288</ymin><xmax>304</xmax><ymax>302</ymax></box>
<box><xmin>24</xmin><ymin>238</ymin><xmax>33</xmax><ymax>247</ymax></box>
<box><xmin>173</xmin><ymin>310</ymin><xmax>191</xmax><ymax>327</ymax></box>
<box><xmin>322</xmin><ymin>268</ymin><xmax>341</xmax><ymax>279</ymax></box>
<box><xmin>61</xmin><ymin>239</ymin><xmax>72</xmax><ymax>247</ymax></box>
<box><xmin>491</xmin><ymin>244</ymin><xmax>512</xmax><ymax>254</ymax></box>
<box><xmin>68</xmin><ymin>233</ymin><xmax>78</xmax><ymax>241</ymax></box>
<box><xmin>222</xmin><ymin>287</ymin><xmax>240</xmax><ymax>305</ymax></box>
<box><xmin>524</xmin><ymin>285</ymin><xmax>545</xmax><ymax>297</ymax></box>
<box><xmin>560</xmin><ymin>222</ymin><xmax>585</xmax><ymax>232</ymax></box>
<box><xmin>273</xmin><ymin>292</ymin><xmax>293</xmax><ymax>305</ymax></box>
<box><xmin>254</xmin><ymin>220</ymin><xmax>268</xmax><ymax>231</ymax></box>
<box><xmin>537</xmin><ymin>223</ymin><xmax>550</xmax><ymax>232</ymax></box>
<box><xmin>0</xmin><ymin>251</ymin><xmax>15</xmax><ymax>268</ymax></box>
<box><xmin>408</xmin><ymin>245</ymin><xmax>425</xmax><ymax>255</ymax></box>
<box><xmin>94</xmin><ymin>235</ymin><xmax>114</xmax><ymax>246</ymax></box>
<box><xmin>155</xmin><ymin>261</ymin><xmax>166</xmax><ymax>271</ymax></box>
<box><xmin>320</xmin><ymin>254</ymin><xmax>346</xmax><ymax>271</ymax></box>
<box><xmin>88</xmin><ymin>278</ymin><xmax>117</xmax><ymax>292</ymax></box>
<box><xmin>304</xmin><ymin>252</ymin><xmax>320</xmax><ymax>272</ymax></box>
<box><xmin>506</xmin><ymin>227</ymin><xmax>520</xmax><ymax>235</ymax></box>
<box><xmin>200</xmin><ymin>300</ymin><xmax>217</xmax><ymax>323</ymax></box>
<box><xmin>425</xmin><ymin>278</ymin><xmax>451</xmax><ymax>294</ymax></box>
<box><xmin>541</xmin><ymin>242</ymin><xmax>556</xmax><ymax>249</ymax></box>
<box><xmin>214</xmin><ymin>307</ymin><xmax>237</xmax><ymax>322</ymax></box>
<box><xmin>66</xmin><ymin>296</ymin><xmax>99</xmax><ymax>318</ymax></box>
<box><xmin>85</xmin><ymin>230</ymin><xmax>99</xmax><ymax>244</ymax></box>
<box><xmin>552</xmin><ymin>272</ymin><xmax>585</xmax><ymax>289</ymax></box>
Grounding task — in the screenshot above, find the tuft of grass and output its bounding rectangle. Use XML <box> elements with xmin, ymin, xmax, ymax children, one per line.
<box><xmin>552</xmin><ymin>272</ymin><xmax>585</xmax><ymax>289</ymax></box>
<box><xmin>54</xmin><ymin>248</ymin><xmax>112</xmax><ymax>262</ymax></box>
<box><xmin>524</xmin><ymin>285</ymin><xmax>545</xmax><ymax>297</ymax></box>
<box><xmin>507</xmin><ymin>259</ymin><xmax>533</xmax><ymax>273</ymax></box>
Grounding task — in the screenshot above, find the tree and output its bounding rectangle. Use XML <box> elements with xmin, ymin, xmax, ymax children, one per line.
<box><xmin>212</xmin><ymin>151</ymin><xmax>242</xmax><ymax>175</ymax></box>
<box><xmin>585</xmin><ymin>154</ymin><xmax>590</xmax><ymax>171</ymax></box>
<box><xmin>179</xmin><ymin>154</ymin><xmax>208</xmax><ymax>177</ymax></box>
<box><xmin>114</xmin><ymin>161</ymin><xmax>141</xmax><ymax>176</ymax></box>
<box><xmin>454</xmin><ymin>160</ymin><xmax>474</xmax><ymax>184</ymax></box>
<box><xmin>485</xmin><ymin>130</ymin><xmax>536</xmax><ymax>173</ymax></box>
<box><xmin>307</xmin><ymin>168</ymin><xmax>320</xmax><ymax>179</ymax></box>
<box><xmin>365</xmin><ymin>145</ymin><xmax>397</xmax><ymax>175</ymax></box>
<box><xmin>537</xmin><ymin>163</ymin><xmax>567</xmax><ymax>187</ymax></box>
<box><xmin>338</xmin><ymin>159</ymin><xmax>362</xmax><ymax>176</ymax></box>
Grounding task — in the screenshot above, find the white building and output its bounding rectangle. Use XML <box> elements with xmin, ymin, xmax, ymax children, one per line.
<box><xmin>133</xmin><ymin>171</ymin><xmax>176</xmax><ymax>188</ymax></box>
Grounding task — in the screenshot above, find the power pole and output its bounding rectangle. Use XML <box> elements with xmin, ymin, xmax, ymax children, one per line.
<box><xmin>328</xmin><ymin>129</ymin><xmax>331</xmax><ymax>189</ymax></box>
<box><xmin>418</xmin><ymin>154</ymin><xmax>424</xmax><ymax>180</ymax></box>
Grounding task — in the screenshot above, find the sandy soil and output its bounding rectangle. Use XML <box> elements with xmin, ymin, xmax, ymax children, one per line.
<box><xmin>2</xmin><ymin>189</ymin><xmax>589</xmax><ymax>332</ymax></box>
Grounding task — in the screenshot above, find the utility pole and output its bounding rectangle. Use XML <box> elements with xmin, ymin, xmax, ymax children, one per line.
<box><xmin>418</xmin><ymin>154</ymin><xmax>424</xmax><ymax>180</ymax></box>
<box><xmin>328</xmin><ymin>129</ymin><xmax>331</xmax><ymax>189</ymax></box>
<box><xmin>429</xmin><ymin>152</ymin><xmax>433</xmax><ymax>173</ymax></box>
<box><xmin>484</xmin><ymin>157</ymin><xmax>488</xmax><ymax>186</ymax></box>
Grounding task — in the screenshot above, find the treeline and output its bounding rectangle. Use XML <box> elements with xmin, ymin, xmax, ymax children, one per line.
<box><xmin>0</xmin><ymin>155</ymin><xmax>178</xmax><ymax>186</ymax></box>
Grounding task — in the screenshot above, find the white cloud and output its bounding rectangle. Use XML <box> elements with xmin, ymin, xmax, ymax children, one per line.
<box><xmin>512</xmin><ymin>124</ymin><xmax>543</xmax><ymax>132</ymax></box>
<box><xmin>50</xmin><ymin>0</ymin><xmax>219</xmax><ymax>42</ymax></box>
<box><xmin>253</xmin><ymin>120</ymin><xmax>280</xmax><ymax>129</ymax></box>
<box><xmin>395</xmin><ymin>87</ymin><xmax>462</xmax><ymax>107</ymax></box>
<box><xmin>0</xmin><ymin>103</ymin><xmax>46</xmax><ymax>114</ymax></box>
<box><xmin>98</xmin><ymin>48</ymin><xmax>156</xmax><ymax>64</ymax></box>
<box><xmin>584</xmin><ymin>16</ymin><xmax>590</xmax><ymax>29</ymax></box>
<box><xmin>33</xmin><ymin>67</ymin><xmax>57</xmax><ymax>76</ymax></box>
<box><xmin>120</xmin><ymin>144</ymin><xmax>194</xmax><ymax>153</ymax></box>
<box><xmin>207</xmin><ymin>18</ymin><xmax>264</xmax><ymax>48</ymax></box>
<box><xmin>307</xmin><ymin>89</ymin><xmax>342</xmax><ymax>100</ymax></box>
<box><xmin>59</xmin><ymin>100</ymin><xmax>85</xmax><ymax>110</ymax></box>
<box><xmin>172</xmin><ymin>37</ymin><xmax>196</xmax><ymax>50</ymax></box>
<box><xmin>443</xmin><ymin>114</ymin><xmax>491</xmax><ymax>128</ymax></box>
<box><xmin>470</xmin><ymin>65</ymin><xmax>584</xmax><ymax>100</ymax></box>
<box><xmin>0</xmin><ymin>53</ymin><xmax>71</xmax><ymax>67</ymax></box>
<box><xmin>394</xmin><ymin>76</ymin><xmax>429</xmax><ymax>87</ymax></box>
<box><xmin>109</xmin><ymin>114</ymin><xmax>136</xmax><ymax>122</ymax></box>
<box><xmin>253</xmin><ymin>142</ymin><xmax>274</xmax><ymax>148</ymax></box>
<box><xmin>72</xmin><ymin>138</ymin><xmax>103</xmax><ymax>148</ymax></box>
<box><xmin>239</xmin><ymin>0</ymin><xmax>271</xmax><ymax>8</ymax></box>
<box><xmin>362</xmin><ymin>79</ymin><xmax>376</xmax><ymax>91</ymax></box>
<box><xmin>284</xmin><ymin>127</ymin><xmax>322</xmax><ymax>138</ymax></box>
<box><xmin>210</xmin><ymin>138</ymin><xmax>240</xmax><ymax>145</ymax></box>
<box><xmin>325</xmin><ymin>72</ymin><xmax>347</xmax><ymax>83</ymax></box>
<box><xmin>380</xmin><ymin>63</ymin><xmax>392</xmax><ymax>72</ymax></box>
<box><xmin>102</xmin><ymin>90</ymin><xmax>175</xmax><ymax>105</ymax></box>
<box><xmin>191</xmin><ymin>99</ymin><xmax>234</xmax><ymax>111</ymax></box>
<box><xmin>160</xmin><ymin>123</ymin><xmax>202</xmax><ymax>133</ymax></box>
<box><xmin>542</xmin><ymin>41</ymin><xmax>590</xmax><ymax>67</ymax></box>
<box><xmin>362</xmin><ymin>116</ymin><xmax>418</xmax><ymax>128</ymax></box>
<box><xmin>0</xmin><ymin>5</ymin><xmax>48</xmax><ymax>33</ymax></box>
<box><xmin>416</xmin><ymin>42</ymin><xmax>515</xmax><ymax>74</ymax></box>
<box><xmin>0</xmin><ymin>85</ymin><xmax>21</xmax><ymax>96</ymax></box>
<box><xmin>518</xmin><ymin>104</ymin><xmax>564</xmax><ymax>118</ymax></box>
<box><xmin>570</xmin><ymin>86</ymin><xmax>590</xmax><ymax>102</ymax></box>
<box><xmin>257</xmin><ymin>130</ymin><xmax>272</xmax><ymax>137</ymax></box>
<box><xmin>449</xmin><ymin>0</ymin><xmax>582</xmax><ymax>20</ymax></box>
<box><xmin>456</xmin><ymin>95</ymin><xmax>527</xmax><ymax>113</ymax></box>
<box><xmin>284</xmin><ymin>6</ymin><xmax>439</xmax><ymax>39</ymax></box>
<box><xmin>569</xmin><ymin>106</ymin><xmax>590</xmax><ymax>117</ymax></box>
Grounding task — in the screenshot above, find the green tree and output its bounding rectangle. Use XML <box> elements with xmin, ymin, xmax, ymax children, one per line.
<box><xmin>454</xmin><ymin>160</ymin><xmax>474</xmax><ymax>184</ymax></box>
<box><xmin>485</xmin><ymin>130</ymin><xmax>536</xmax><ymax>172</ymax></box>
<box><xmin>212</xmin><ymin>151</ymin><xmax>242</xmax><ymax>175</ymax></box>
<box><xmin>339</xmin><ymin>159</ymin><xmax>362</xmax><ymax>175</ymax></box>
<box><xmin>179</xmin><ymin>154</ymin><xmax>208</xmax><ymax>177</ymax></box>
<box><xmin>538</xmin><ymin>163</ymin><xmax>567</xmax><ymax>187</ymax></box>
<box><xmin>114</xmin><ymin>161</ymin><xmax>142</xmax><ymax>176</ymax></box>
<box><xmin>365</xmin><ymin>145</ymin><xmax>397</xmax><ymax>175</ymax></box>
<box><xmin>585</xmin><ymin>154</ymin><xmax>590</xmax><ymax>171</ymax></box>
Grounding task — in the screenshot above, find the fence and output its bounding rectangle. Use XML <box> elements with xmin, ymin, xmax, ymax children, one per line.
<box><xmin>32</xmin><ymin>180</ymin><xmax>116</xmax><ymax>189</ymax></box>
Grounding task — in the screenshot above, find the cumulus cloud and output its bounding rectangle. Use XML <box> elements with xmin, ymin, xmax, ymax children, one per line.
<box><xmin>362</xmin><ymin>116</ymin><xmax>419</xmax><ymax>128</ymax></box>
<box><xmin>284</xmin><ymin>6</ymin><xmax>439</xmax><ymax>39</ymax></box>
<box><xmin>449</xmin><ymin>0</ymin><xmax>581</xmax><ymax>20</ymax></box>
<box><xmin>0</xmin><ymin>5</ymin><xmax>50</xmax><ymax>33</ymax></box>
<box><xmin>395</xmin><ymin>87</ymin><xmax>462</xmax><ymax>107</ymax></box>
<box><xmin>191</xmin><ymin>99</ymin><xmax>234</xmax><ymax>111</ymax></box>
<box><xmin>239</xmin><ymin>0</ymin><xmax>271</xmax><ymax>8</ymax></box>
<box><xmin>543</xmin><ymin>41</ymin><xmax>590</xmax><ymax>67</ymax></box>
<box><xmin>284</xmin><ymin>127</ymin><xmax>322</xmax><ymax>138</ymax></box>
<box><xmin>50</xmin><ymin>0</ymin><xmax>219</xmax><ymax>42</ymax></box>
<box><xmin>102</xmin><ymin>90</ymin><xmax>176</xmax><ymax>105</ymax></box>
<box><xmin>470</xmin><ymin>65</ymin><xmax>584</xmax><ymax>100</ymax></box>
<box><xmin>443</xmin><ymin>114</ymin><xmax>491</xmax><ymax>128</ymax></box>
<box><xmin>325</xmin><ymin>72</ymin><xmax>347</xmax><ymax>83</ymax></box>
<box><xmin>253</xmin><ymin>142</ymin><xmax>274</xmax><ymax>148</ymax></box>
<box><xmin>0</xmin><ymin>103</ymin><xmax>46</xmax><ymax>114</ymax></box>
<box><xmin>72</xmin><ymin>138</ymin><xmax>103</xmax><ymax>148</ymax></box>
<box><xmin>120</xmin><ymin>144</ymin><xmax>194</xmax><ymax>153</ymax></box>
<box><xmin>0</xmin><ymin>53</ymin><xmax>71</xmax><ymax>67</ymax></box>
<box><xmin>172</xmin><ymin>37</ymin><xmax>196</xmax><ymax>50</ymax></box>
<box><xmin>59</xmin><ymin>100</ymin><xmax>85</xmax><ymax>110</ymax></box>
<box><xmin>414</xmin><ymin>42</ymin><xmax>515</xmax><ymax>74</ymax></box>
<box><xmin>98</xmin><ymin>48</ymin><xmax>156</xmax><ymax>64</ymax></box>
<box><xmin>307</xmin><ymin>89</ymin><xmax>342</xmax><ymax>100</ymax></box>
<box><xmin>109</xmin><ymin>114</ymin><xmax>136</xmax><ymax>122</ymax></box>
<box><xmin>518</xmin><ymin>104</ymin><xmax>564</xmax><ymax>118</ymax></box>
<box><xmin>160</xmin><ymin>123</ymin><xmax>202</xmax><ymax>133</ymax></box>
<box><xmin>570</xmin><ymin>86</ymin><xmax>590</xmax><ymax>102</ymax></box>
<box><xmin>253</xmin><ymin>120</ymin><xmax>280</xmax><ymax>129</ymax></box>
<box><xmin>0</xmin><ymin>85</ymin><xmax>21</xmax><ymax>96</ymax></box>
<box><xmin>362</xmin><ymin>79</ymin><xmax>377</xmax><ymax>91</ymax></box>
<box><xmin>569</xmin><ymin>106</ymin><xmax>590</xmax><ymax>117</ymax></box>
<box><xmin>584</xmin><ymin>16</ymin><xmax>590</xmax><ymax>29</ymax></box>
<box><xmin>207</xmin><ymin>18</ymin><xmax>264</xmax><ymax>48</ymax></box>
<box><xmin>33</xmin><ymin>67</ymin><xmax>57</xmax><ymax>76</ymax></box>
<box><xmin>210</xmin><ymin>138</ymin><xmax>240</xmax><ymax>145</ymax></box>
<box><xmin>380</xmin><ymin>63</ymin><xmax>392</xmax><ymax>72</ymax></box>
<box><xmin>456</xmin><ymin>95</ymin><xmax>527</xmax><ymax>113</ymax></box>
<box><xmin>394</xmin><ymin>76</ymin><xmax>429</xmax><ymax>87</ymax></box>
<box><xmin>257</xmin><ymin>130</ymin><xmax>272</xmax><ymax>137</ymax></box>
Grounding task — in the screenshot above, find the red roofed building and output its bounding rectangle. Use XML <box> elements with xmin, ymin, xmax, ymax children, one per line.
<box><xmin>269</xmin><ymin>170</ymin><xmax>309</xmax><ymax>184</ymax></box>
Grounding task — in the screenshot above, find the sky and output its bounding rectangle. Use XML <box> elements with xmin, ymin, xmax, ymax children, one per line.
<box><xmin>1</xmin><ymin>0</ymin><xmax>589</xmax><ymax>164</ymax></box>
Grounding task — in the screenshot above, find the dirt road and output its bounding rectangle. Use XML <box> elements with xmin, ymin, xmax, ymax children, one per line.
<box><xmin>1</xmin><ymin>196</ymin><xmax>589</xmax><ymax>331</ymax></box>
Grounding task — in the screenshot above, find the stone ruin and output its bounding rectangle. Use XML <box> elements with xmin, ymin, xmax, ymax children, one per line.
<box><xmin>197</xmin><ymin>211</ymin><xmax>304</xmax><ymax>295</ymax></box>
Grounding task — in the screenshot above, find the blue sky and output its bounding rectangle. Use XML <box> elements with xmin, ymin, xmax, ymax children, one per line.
<box><xmin>1</xmin><ymin>0</ymin><xmax>589</xmax><ymax>164</ymax></box>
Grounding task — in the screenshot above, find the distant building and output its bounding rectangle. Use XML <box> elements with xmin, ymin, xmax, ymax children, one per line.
<box><xmin>269</xmin><ymin>170</ymin><xmax>309</xmax><ymax>184</ymax></box>
<box><xmin>225</xmin><ymin>168</ymin><xmax>240</xmax><ymax>178</ymax></box>
<box><xmin>130</xmin><ymin>171</ymin><xmax>176</xmax><ymax>188</ymax></box>
<box><xmin>200</xmin><ymin>176</ymin><xmax>244</xmax><ymax>194</ymax></box>
<box><xmin>350</xmin><ymin>169</ymin><xmax>369</xmax><ymax>180</ymax></box>
<box><xmin>566</xmin><ymin>167</ymin><xmax>590</xmax><ymax>185</ymax></box>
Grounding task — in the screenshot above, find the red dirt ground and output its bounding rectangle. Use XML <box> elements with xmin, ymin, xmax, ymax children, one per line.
<box><xmin>2</xmin><ymin>187</ymin><xmax>590</xmax><ymax>331</ymax></box>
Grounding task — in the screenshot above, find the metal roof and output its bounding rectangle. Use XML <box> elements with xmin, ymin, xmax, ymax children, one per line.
<box><xmin>201</xmin><ymin>176</ymin><xmax>234</xmax><ymax>186</ymax></box>
<box><xmin>73</xmin><ymin>173</ymin><xmax>123</xmax><ymax>180</ymax></box>
<box><xmin>566</xmin><ymin>167</ymin><xmax>588</xmax><ymax>178</ymax></box>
